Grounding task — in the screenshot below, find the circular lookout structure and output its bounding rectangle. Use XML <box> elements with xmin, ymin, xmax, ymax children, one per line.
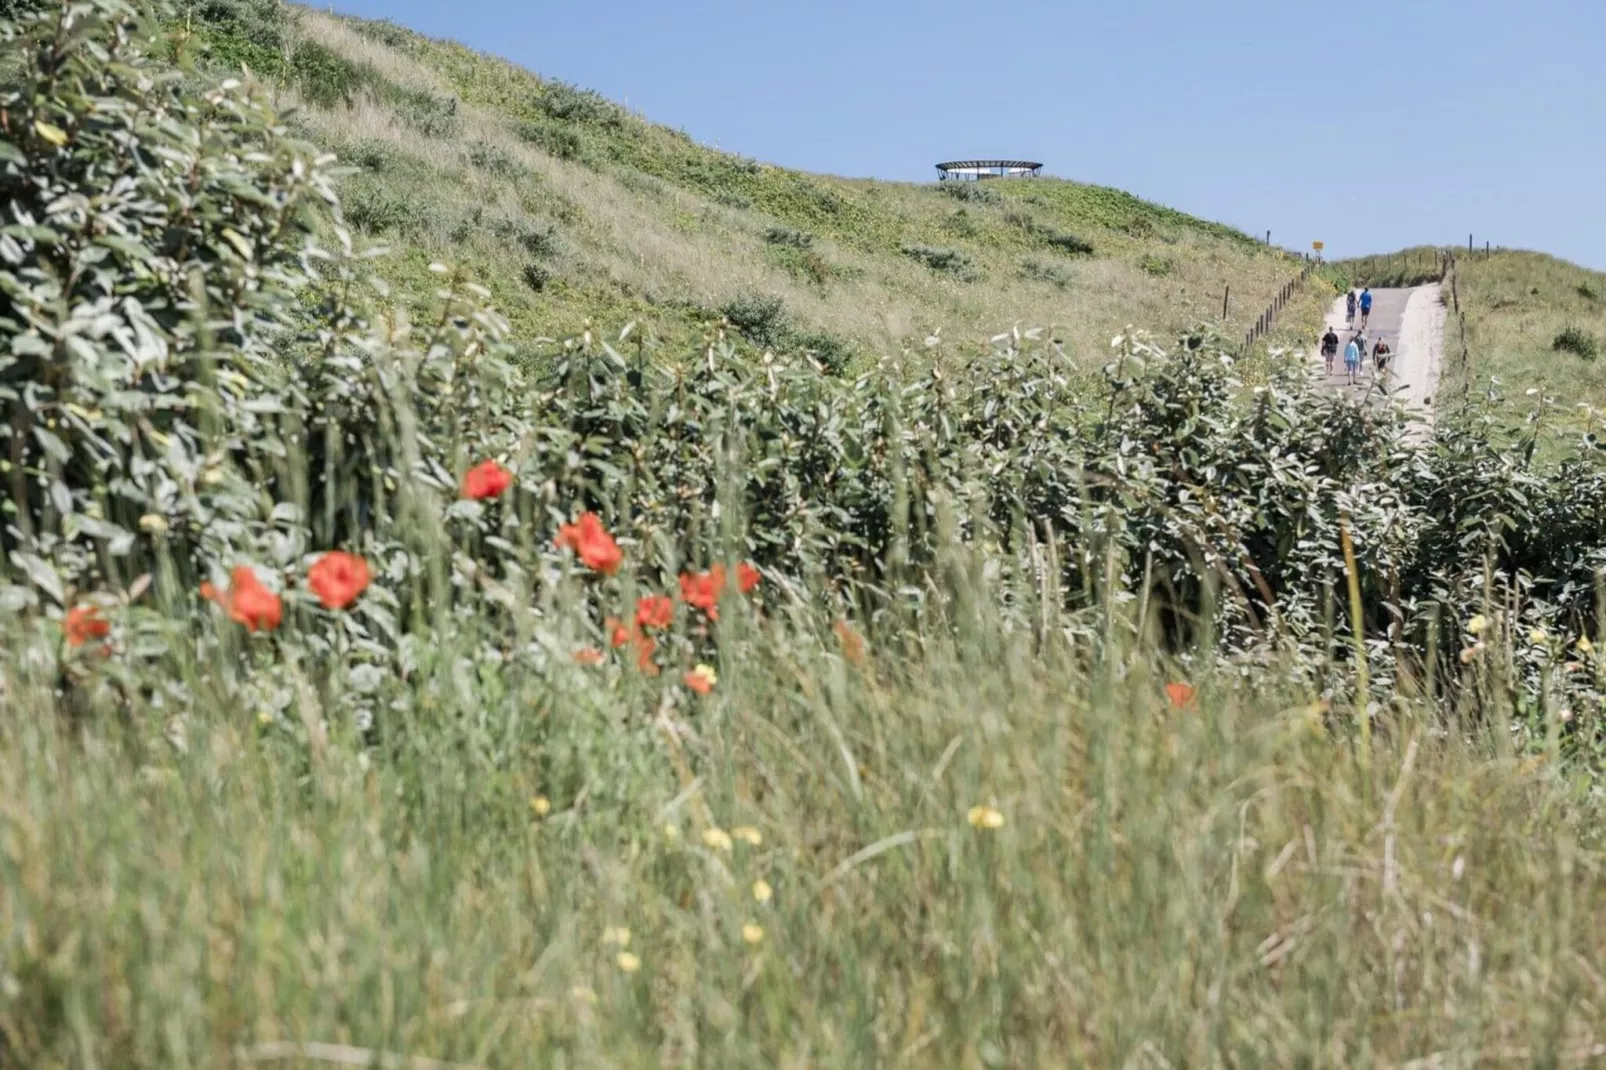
<box><xmin>935</xmin><ymin>159</ymin><xmax>1043</xmax><ymax>182</ymax></box>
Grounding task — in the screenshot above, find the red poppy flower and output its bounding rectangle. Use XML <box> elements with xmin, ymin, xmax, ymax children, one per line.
<box><xmin>833</xmin><ymin>619</ymin><xmax>865</xmax><ymax>664</ymax></box>
<box><xmin>208</xmin><ymin>566</ymin><xmax>283</xmax><ymax>633</ymax></box>
<box><xmin>1165</xmin><ymin>682</ymin><xmax>1197</xmax><ymax>710</ymax></box>
<box><xmin>606</xmin><ymin>617</ymin><xmax>632</xmax><ymax>648</ymax></box>
<box><xmin>737</xmin><ymin>562</ymin><xmax>761</xmax><ymax>594</ymax></box>
<box><xmin>679</xmin><ymin>565</ymin><xmax>726</xmax><ymax>620</ymax></box>
<box><xmin>307</xmin><ymin>551</ymin><xmax>370</xmax><ymax>610</ymax></box>
<box><xmin>573</xmin><ymin>647</ymin><xmax>604</xmax><ymax>666</ymax></box>
<box><xmin>63</xmin><ymin>605</ymin><xmax>110</xmax><ymax>647</ymax></box>
<box><xmin>554</xmin><ymin>512</ymin><xmax>622</xmax><ymax>576</ymax></box>
<box><xmin>634</xmin><ymin>632</ymin><xmax>660</xmax><ymax>676</ymax></box>
<box><xmin>635</xmin><ymin>594</ymin><xmax>674</xmax><ymax>630</ymax></box>
<box><xmin>461</xmin><ymin>459</ymin><xmax>513</xmax><ymax>500</ymax></box>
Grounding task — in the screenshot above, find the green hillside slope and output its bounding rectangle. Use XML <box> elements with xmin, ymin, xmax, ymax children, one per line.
<box><xmin>187</xmin><ymin>0</ymin><xmax>1324</xmax><ymax>365</ymax></box>
<box><xmin>1446</xmin><ymin>250</ymin><xmax>1606</xmax><ymax>414</ymax></box>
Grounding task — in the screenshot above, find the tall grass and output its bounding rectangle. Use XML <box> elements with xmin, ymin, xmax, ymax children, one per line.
<box><xmin>4</xmin><ymin>539</ymin><xmax>1605</xmax><ymax>1066</ymax></box>
<box><xmin>1446</xmin><ymin>250</ymin><xmax>1606</xmax><ymax>414</ymax></box>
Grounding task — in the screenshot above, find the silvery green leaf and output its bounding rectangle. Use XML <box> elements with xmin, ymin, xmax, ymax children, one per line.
<box><xmin>348</xmin><ymin>664</ymin><xmax>386</xmax><ymax>694</ymax></box>
<box><xmin>9</xmin><ymin>552</ymin><xmax>64</xmax><ymax>605</ymax></box>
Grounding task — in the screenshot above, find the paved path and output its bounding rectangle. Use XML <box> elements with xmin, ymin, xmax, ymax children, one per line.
<box><xmin>1313</xmin><ymin>285</ymin><xmax>1445</xmax><ymax>437</ymax></box>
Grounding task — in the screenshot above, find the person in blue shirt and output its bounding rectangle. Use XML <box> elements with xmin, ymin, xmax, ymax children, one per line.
<box><xmin>1359</xmin><ymin>287</ymin><xmax>1374</xmax><ymax>327</ymax></box>
<box><xmin>1343</xmin><ymin>334</ymin><xmax>1362</xmax><ymax>385</ymax></box>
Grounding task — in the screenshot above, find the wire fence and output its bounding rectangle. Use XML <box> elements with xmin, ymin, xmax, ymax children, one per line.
<box><xmin>1445</xmin><ymin>253</ymin><xmax>1472</xmax><ymax>398</ymax></box>
<box><xmin>1344</xmin><ymin>248</ymin><xmax>1453</xmax><ymax>289</ymax></box>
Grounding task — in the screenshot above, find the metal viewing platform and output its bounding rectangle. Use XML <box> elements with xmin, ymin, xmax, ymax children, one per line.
<box><xmin>935</xmin><ymin>159</ymin><xmax>1043</xmax><ymax>181</ymax></box>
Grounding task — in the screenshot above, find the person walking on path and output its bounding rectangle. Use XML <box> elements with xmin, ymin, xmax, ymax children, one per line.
<box><xmin>1359</xmin><ymin>287</ymin><xmax>1374</xmax><ymax>328</ymax></box>
<box><xmin>1346</xmin><ymin>290</ymin><xmax>1358</xmax><ymax>325</ymax></box>
<box><xmin>1344</xmin><ymin>334</ymin><xmax>1362</xmax><ymax>386</ymax></box>
<box><xmin>1372</xmin><ymin>336</ymin><xmax>1391</xmax><ymax>378</ymax></box>
<box><xmin>1321</xmin><ymin>326</ymin><xmax>1340</xmax><ymax>374</ymax></box>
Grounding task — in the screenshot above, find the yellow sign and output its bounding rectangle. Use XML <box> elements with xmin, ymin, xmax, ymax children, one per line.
<box><xmin>1312</xmin><ymin>241</ymin><xmax>1325</xmax><ymax>251</ymax></box>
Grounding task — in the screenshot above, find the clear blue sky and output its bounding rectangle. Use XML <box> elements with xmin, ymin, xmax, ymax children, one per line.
<box><xmin>329</xmin><ymin>0</ymin><xmax>1606</xmax><ymax>270</ymax></box>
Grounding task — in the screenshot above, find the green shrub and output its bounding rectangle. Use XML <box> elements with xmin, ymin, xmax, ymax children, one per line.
<box><xmin>1140</xmin><ymin>253</ymin><xmax>1174</xmax><ymax>277</ymax></box>
<box><xmin>791</xmin><ymin>330</ymin><xmax>853</xmax><ymax>375</ymax></box>
<box><xmin>389</xmin><ymin>85</ymin><xmax>460</xmax><ymax>138</ymax></box>
<box><xmin>1022</xmin><ymin>258</ymin><xmax>1074</xmax><ymax>289</ymax></box>
<box><xmin>341</xmin><ymin>137</ymin><xmax>397</xmax><ymax>172</ymax></box>
<box><xmin>515</xmin><ymin>222</ymin><xmax>561</xmax><ymax>259</ymax></box>
<box><xmin>942</xmin><ymin>209</ymin><xmax>980</xmax><ymax>238</ymax></box>
<box><xmin>189</xmin><ymin>0</ymin><xmax>290</xmax><ymax>76</ymax></box>
<box><xmin>1553</xmin><ymin>326</ymin><xmax>1599</xmax><ymax>360</ymax></box>
<box><xmin>763</xmin><ymin>226</ymin><xmax>814</xmax><ymax>249</ymax></box>
<box><xmin>466</xmin><ymin>140</ymin><xmax>529</xmax><ymax>181</ymax></box>
<box><xmin>348</xmin><ymin>15</ymin><xmax>416</xmax><ymax>51</ymax></box>
<box><xmin>901</xmin><ymin>244</ymin><xmax>978</xmax><ymax>281</ymax></box>
<box><xmin>1006</xmin><ymin>211</ymin><xmax>1094</xmax><ymax>256</ymax></box>
<box><xmin>537</xmin><ymin>79</ymin><xmax>625</xmax><ymax>128</ymax></box>
<box><xmin>342</xmin><ymin>180</ymin><xmax>414</xmax><ymax>232</ymax></box>
<box><xmin>720</xmin><ymin>292</ymin><xmax>789</xmax><ymax>348</ymax></box>
<box><xmin>766</xmin><ymin>244</ymin><xmax>835</xmax><ymax>286</ymax></box>
<box><xmin>522</xmin><ymin>262</ymin><xmax>553</xmax><ymax>292</ymax></box>
<box><xmin>1577</xmin><ymin>282</ymin><xmax>1600</xmax><ymax>302</ymax></box>
<box><xmin>938</xmin><ymin>181</ymin><xmax>999</xmax><ymax>205</ymax></box>
<box><xmin>291</xmin><ymin>40</ymin><xmax>370</xmax><ymax>107</ymax></box>
<box><xmin>517</xmin><ymin>118</ymin><xmax>587</xmax><ymax>162</ymax></box>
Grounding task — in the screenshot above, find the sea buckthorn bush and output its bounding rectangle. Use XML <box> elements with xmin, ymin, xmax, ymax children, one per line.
<box><xmin>5</xmin><ymin>0</ymin><xmax>1606</xmax><ymax>757</ymax></box>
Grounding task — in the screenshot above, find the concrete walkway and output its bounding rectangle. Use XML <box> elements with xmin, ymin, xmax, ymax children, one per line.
<box><xmin>1314</xmin><ymin>285</ymin><xmax>1446</xmax><ymax>437</ymax></box>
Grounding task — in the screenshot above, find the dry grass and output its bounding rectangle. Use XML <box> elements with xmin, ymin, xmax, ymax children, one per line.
<box><xmin>270</xmin><ymin>7</ymin><xmax>1312</xmax><ymax>363</ymax></box>
<box><xmin>1444</xmin><ymin>249</ymin><xmax>1606</xmax><ymax>417</ymax></box>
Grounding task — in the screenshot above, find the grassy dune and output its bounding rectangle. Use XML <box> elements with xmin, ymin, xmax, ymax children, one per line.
<box><xmin>185</xmin><ymin>1</ymin><xmax>1331</xmax><ymax>366</ymax></box>
<box><xmin>1446</xmin><ymin>250</ymin><xmax>1606</xmax><ymax>415</ymax></box>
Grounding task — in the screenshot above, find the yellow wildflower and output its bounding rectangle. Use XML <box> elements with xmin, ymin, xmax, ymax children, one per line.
<box><xmin>731</xmin><ymin>825</ymin><xmax>762</xmax><ymax>846</ymax></box>
<box><xmin>701</xmin><ymin>827</ymin><xmax>733</xmax><ymax>852</ymax></box>
<box><xmin>138</xmin><ymin>513</ymin><xmax>169</xmax><ymax>535</ymax></box>
<box><xmin>663</xmin><ymin>822</ymin><xmax>681</xmax><ymax>841</ymax></box>
<box><xmin>602</xmin><ymin>926</ymin><xmax>630</xmax><ymax>948</ymax></box>
<box><xmin>615</xmin><ymin>951</ymin><xmax>640</xmax><ymax>974</ymax></box>
<box><xmin>741</xmin><ymin>923</ymin><xmax>765</xmax><ymax>945</ymax></box>
<box><xmin>685</xmin><ymin>663</ymin><xmax>718</xmax><ymax>695</ymax></box>
<box><xmin>1529</xmin><ymin>628</ymin><xmax>1549</xmax><ymax>646</ymax></box>
<box><xmin>1467</xmin><ymin>614</ymin><xmax>1488</xmax><ymax>635</ymax></box>
<box><xmin>1577</xmin><ymin>635</ymin><xmax>1594</xmax><ymax>655</ymax></box>
<box><xmin>752</xmin><ymin>879</ymin><xmax>773</xmax><ymax>904</ymax></box>
<box><xmin>966</xmin><ymin>804</ymin><xmax>1005</xmax><ymax>830</ymax></box>
<box><xmin>529</xmin><ymin>795</ymin><xmax>551</xmax><ymax>817</ymax></box>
